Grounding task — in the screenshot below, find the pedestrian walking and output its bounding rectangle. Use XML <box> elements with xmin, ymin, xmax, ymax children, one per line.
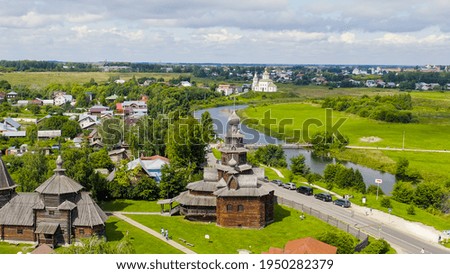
<box><xmin>161</xmin><ymin>228</ymin><xmax>164</xmax><ymax>236</ymax></box>
<box><xmin>420</xmin><ymin>248</ymin><xmax>425</xmax><ymax>254</ymax></box>
<box><xmin>165</xmin><ymin>229</ymin><xmax>169</xmax><ymax>240</ymax></box>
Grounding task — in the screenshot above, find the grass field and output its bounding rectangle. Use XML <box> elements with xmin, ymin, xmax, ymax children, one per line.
<box><xmin>242</xmin><ymin>102</ymin><xmax>450</xmax><ymax>150</ymax></box>
<box><xmin>0</xmin><ymin>72</ymin><xmax>190</xmax><ymax>88</ymax></box>
<box><xmin>0</xmin><ymin>242</ymin><xmax>34</xmax><ymax>254</ymax></box>
<box><xmin>126</xmin><ymin>204</ymin><xmax>357</xmax><ymax>254</ymax></box>
<box><xmin>106</xmin><ymin>216</ymin><xmax>183</xmax><ymax>254</ymax></box>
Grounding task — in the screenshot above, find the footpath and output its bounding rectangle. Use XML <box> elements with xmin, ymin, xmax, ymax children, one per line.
<box><xmin>111</xmin><ymin>212</ymin><xmax>196</xmax><ymax>254</ymax></box>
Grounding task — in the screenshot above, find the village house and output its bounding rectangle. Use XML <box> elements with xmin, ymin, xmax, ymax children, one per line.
<box><xmin>6</xmin><ymin>91</ymin><xmax>17</xmax><ymax>101</ymax></box>
<box><xmin>78</xmin><ymin>114</ymin><xmax>98</xmax><ymax>130</ymax></box>
<box><xmin>0</xmin><ymin>155</ymin><xmax>107</xmax><ymax>247</ymax></box>
<box><xmin>125</xmin><ymin>155</ymin><xmax>169</xmax><ymax>183</ymax></box>
<box><xmin>216</xmin><ymin>84</ymin><xmax>236</xmax><ymax>96</ymax></box>
<box><xmin>174</xmin><ymin>111</ymin><xmax>274</xmax><ymax>228</ymax></box>
<box><xmin>117</xmin><ymin>100</ymin><xmax>147</xmax><ymax>115</ymax></box>
<box><xmin>263</xmin><ymin>237</ymin><xmax>337</xmax><ymax>254</ymax></box>
<box><xmin>53</xmin><ymin>92</ymin><xmax>73</xmax><ymax>106</ymax></box>
<box><xmin>89</xmin><ymin>105</ymin><xmax>109</xmax><ymax>116</ymax></box>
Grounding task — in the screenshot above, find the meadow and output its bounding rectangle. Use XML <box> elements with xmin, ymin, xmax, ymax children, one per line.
<box><xmin>241</xmin><ymin>102</ymin><xmax>450</xmax><ymax>150</ymax></box>
<box><xmin>125</xmin><ymin>204</ymin><xmax>355</xmax><ymax>254</ymax></box>
<box><xmin>0</xmin><ymin>71</ymin><xmax>190</xmax><ymax>88</ymax></box>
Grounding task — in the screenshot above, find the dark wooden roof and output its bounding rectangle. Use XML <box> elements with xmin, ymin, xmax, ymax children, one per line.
<box><xmin>35</xmin><ymin>174</ymin><xmax>84</xmax><ymax>195</ymax></box>
<box><xmin>35</xmin><ymin>156</ymin><xmax>83</xmax><ymax>195</ymax></box>
<box><xmin>0</xmin><ymin>155</ymin><xmax>16</xmax><ymax>190</ymax></box>
<box><xmin>57</xmin><ymin>200</ymin><xmax>77</xmax><ymax>210</ymax></box>
<box><xmin>0</xmin><ymin>193</ymin><xmax>40</xmax><ymax>226</ymax></box>
<box><xmin>175</xmin><ymin>191</ymin><xmax>217</xmax><ymax>207</ymax></box>
<box><xmin>72</xmin><ymin>192</ymin><xmax>108</xmax><ymax>227</ymax></box>
<box><xmin>35</xmin><ymin>222</ymin><xmax>60</xmax><ymax>234</ymax></box>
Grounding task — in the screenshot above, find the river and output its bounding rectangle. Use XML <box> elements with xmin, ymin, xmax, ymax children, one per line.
<box><xmin>194</xmin><ymin>105</ymin><xmax>396</xmax><ymax>194</ymax></box>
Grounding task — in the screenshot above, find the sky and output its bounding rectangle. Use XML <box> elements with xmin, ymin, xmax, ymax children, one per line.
<box><xmin>1</xmin><ymin>0</ymin><xmax>449</xmax><ymax>65</ymax></box>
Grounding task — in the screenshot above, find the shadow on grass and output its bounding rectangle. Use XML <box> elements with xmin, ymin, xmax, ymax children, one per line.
<box><xmin>105</xmin><ymin>221</ymin><xmax>125</xmax><ymax>241</ymax></box>
<box><xmin>269</xmin><ymin>204</ymin><xmax>291</xmax><ymax>226</ymax></box>
<box><xmin>100</xmin><ymin>200</ymin><xmax>132</xmax><ymax>211</ymax></box>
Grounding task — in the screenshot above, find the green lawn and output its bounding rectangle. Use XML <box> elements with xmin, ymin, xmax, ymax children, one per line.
<box><xmin>106</xmin><ymin>216</ymin><xmax>183</xmax><ymax>254</ymax></box>
<box><xmin>241</xmin><ymin>102</ymin><xmax>450</xmax><ymax>150</ymax></box>
<box><xmin>0</xmin><ymin>242</ymin><xmax>34</xmax><ymax>254</ymax></box>
<box><xmin>126</xmin><ymin>204</ymin><xmax>357</xmax><ymax>254</ymax></box>
<box><xmin>99</xmin><ymin>199</ymin><xmax>161</xmax><ymax>212</ymax></box>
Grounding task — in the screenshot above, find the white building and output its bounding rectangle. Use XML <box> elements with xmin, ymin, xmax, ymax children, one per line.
<box><xmin>54</xmin><ymin>94</ymin><xmax>73</xmax><ymax>106</ymax></box>
<box><xmin>216</xmin><ymin>84</ymin><xmax>235</xmax><ymax>96</ymax></box>
<box><xmin>252</xmin><ymin>68</ymin><xmax>277</xmax><ymax>92</ymax></box>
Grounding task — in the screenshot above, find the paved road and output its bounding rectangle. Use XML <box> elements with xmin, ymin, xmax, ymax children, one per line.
<box><xmin>266</xmin><ymin>183</ymin><xmax>450</xmax><ymax>254</ymax></box>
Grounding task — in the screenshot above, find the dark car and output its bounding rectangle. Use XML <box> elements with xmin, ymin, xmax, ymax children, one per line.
<box><xmin>333</xmin><ymin>198</ymin><xmax>351</xmax><ymax>208</ymax></box>
<box><xmin>314</xmin><ymin>192</ymin><xmax>332</xmax><ymax>202</ymax></box>
<box><xmin>296</xmin><ymin>186</ymin><xmax>313</xmax><ymax>195</ymax></box>
<box><xmin>271</xmin><ymin>179</ymin><xmax>283</xmax><ymax>186</ymax></box>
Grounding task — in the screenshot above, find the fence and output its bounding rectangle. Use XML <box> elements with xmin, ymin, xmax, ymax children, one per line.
<box><xmin>276</xmin><ymin>196</ymin><xmax>369</xmax><ymax>252</ymax></box>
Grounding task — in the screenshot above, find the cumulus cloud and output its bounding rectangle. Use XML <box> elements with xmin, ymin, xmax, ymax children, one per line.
<box><xmin>0</xmin><ymin>0</ymin><xmax>449</xmax><ymax>64</ymax></box>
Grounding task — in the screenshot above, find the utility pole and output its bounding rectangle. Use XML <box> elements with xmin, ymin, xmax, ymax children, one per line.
<box><xmin>402</xmin><ymin>130</ymin><xmax>405</xmax><ymax>150</ymax></box>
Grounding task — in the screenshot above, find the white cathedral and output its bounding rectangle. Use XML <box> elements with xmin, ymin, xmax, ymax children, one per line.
<box><xmin>252</xmin><ymin>68</ymin><xmax>277</xmax><ymax>92</ymax></box>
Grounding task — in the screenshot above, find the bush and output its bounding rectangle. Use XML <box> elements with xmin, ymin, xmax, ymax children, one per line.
<box><xmin>359</xmin><ymin>239</ymin><xmax>390</xmax><ymax>254</ymax></box>
<box><xmin>407</xmin><ymin>204</ymin><xmax>416</xmax><ymax>215</ymax></box>
<box><xmin>380</xmin><ymin>196</ymin><xmax>392</xmax><ymax>208</ymax></box>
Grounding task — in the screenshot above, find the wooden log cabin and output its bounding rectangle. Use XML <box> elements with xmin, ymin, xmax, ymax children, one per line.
<box><xmin>175</xmin><ymin>111</ymin><xmax>274</xmax><ymax>228</ymax></box>
<box><xmin>0</xmin><ymin>155</ymin><xmax>107</xmax><ymax>247</ymax></box>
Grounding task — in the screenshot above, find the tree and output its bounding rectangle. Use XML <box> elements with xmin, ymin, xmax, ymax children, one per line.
<box><xmin>159</xmin><ymin>163</ymin><xmax>196</xmax><ymax>198</ymax></box>
<box><xmin>392</xmin><ymin>181</ymin><xmax>414</xmax><ymax>204</ymax></box>
<box><xmin>290</xmin><ymin>154</ymin><xmax>308</xmax><ymax>175</ymax></box>
<box><xmin>166</xmin><ymin>116</ymin><xmax>207</xmax><ymax>172</ymax></box>
<box><xmin>254</xmin><ymin>144</ymin><xmax>287</xmax><ymax>167</ymax></box>
<box><xmin>414</xmin><ymin>182</ymin><xmax>444</xmax><ymax>209</ymax></box>
<box><xmin>0</xmin><ymin>80</ymin><xmax>11</xmax><ymax>90</ymax></box>
<box><xmin>14</xmin><ymin>153</ymin><xmax>49</xmax><ymax>192</ymax></box>
<box><xmin>200</xmin><ymin>111</ymin><xmax>215</xmax><ymax>144</ymax></box>
<box><xmin>28</xmin><ymin>104</ymin><xmax>41</xmax><ymax>115</ymax></box>
<box><xmin>89</xmin><ymin>148</ymin><xmax>115</xmax><ymax>171</ymax></box>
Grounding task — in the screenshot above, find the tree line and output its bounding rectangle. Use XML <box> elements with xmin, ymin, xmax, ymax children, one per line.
<box><xmin>322</xmin><ymin>94</ymin><xmax>415</xmax><ymax>123</ymax></box>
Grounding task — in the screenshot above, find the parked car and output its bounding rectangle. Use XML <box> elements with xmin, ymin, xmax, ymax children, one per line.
<box><xmin>271</xmin><ymin>179</ymin><xmax>283</xmax><ymax>186</ymax></box>
<box><xmin>296</xmin><ymin>186</ymin><xmax>313</xmax><ymax>195</ymax></box>
<box><xmin>333</xmin><ymin>198</ymin><xmax>351</xmax><ymax>208</ymax></box>
<box><xmin>283</xmin><ymin>182</ymin><xmax>297</xmax><ymax>190</ymax></box>
<box><xmin>314</xmin><ymin>192</ymin><xmax>332</xmax><ymax>202</ymax></box>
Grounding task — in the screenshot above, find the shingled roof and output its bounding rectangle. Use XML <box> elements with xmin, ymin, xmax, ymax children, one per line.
<box><xmin>35</xmin><ymin>155</ymin><xmax>83</xmax><ymax>195</ymax></box>
<box><xmin>0</xmin><ymin>154</ymin><xmax>16</xmax><ymax>190</ymax></box>
<box><xmin>72</xmin><ymin>192</ymin><xmax>108</xmax><ymax>227</ymax></box>
<box><xmin>0</xmin><ymin>193</ymin><xmax>41</xmax><ymax>226</ymax></box>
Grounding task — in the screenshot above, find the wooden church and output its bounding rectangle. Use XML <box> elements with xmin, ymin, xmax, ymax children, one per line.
<box><xmin>0</xmin><ymin>155</ymin><xmax>107</xmax><ymax>247</ymax></box>
<box><xmin>175</xmin><ymin>111</ymin><xmax>274</xmax><ymax>228</ymax></box>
